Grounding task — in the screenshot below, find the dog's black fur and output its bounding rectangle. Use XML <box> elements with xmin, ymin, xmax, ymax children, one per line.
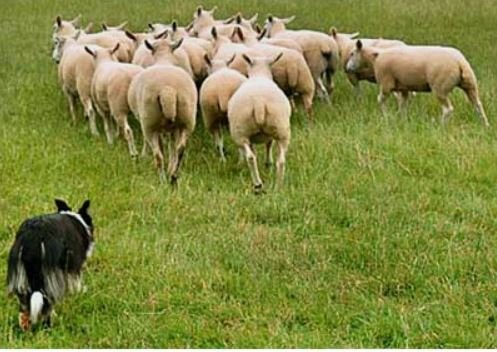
<box><xmin>6</xmin><ymin>199</ymin><xmax>94</xmax><ymax>330</ymax></box>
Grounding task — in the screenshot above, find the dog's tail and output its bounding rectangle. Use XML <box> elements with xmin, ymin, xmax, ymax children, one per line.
<box><xmin>30</xmin><ymin>292</ymin><xmax>44</xmax><ymax>324</ymax></box>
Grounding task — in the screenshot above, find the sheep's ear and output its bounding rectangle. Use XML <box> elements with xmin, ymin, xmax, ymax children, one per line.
<box><xmin>171</xmin><ymin>21</ymin><xmax>177</xmax><ymax>32</ymax></box>
<box><xmin>257</xmin><ymin>27</ymin><xmax>266</xmax><ymax>40</ymax></box>
<box><xmin>330</xmin><ymin>27</ymin><xmax>337</xmax><ymax>37</ymax></box>
<box><xmin>242</xmin><ymin>54</ymin><xmax>253</xmax><ymax>66</ymax></box>
<box><xmin>78</xmin><ymin>200</ymin><xmax>91</xmax><ymax>214</ymax></box>
<box><xmin>226</xmin><ymin>54</ymin><xmax>236</xmax><ymax>66</ymax></box>
<box><xmin>55</xmin><ymin>15</ymin><xmax>62</xmax><ymax>28</ymax></box>
<box><xmin>84</xmin><ymin>46</ymin><xmax>96</xmax><ymax>58</ymax></box>
<box><xmin>148</xmin><ymin>23</ymin><xmax>155</xmax><ymax>31</ymax></box>
<box><xmin>110</xmin><ymin>43</ymin><xmax>120</xmax><ymax>55</ymax></box>
<box><xmin>117</xmin><ymin>21</ymin><xmax>127</xmax><ymax>30</ymax></box>
<box><xmin>204</xmin><ymin>53</ymin><xmax>212</xmax><ymax>67</ymax></box>
<box><xmin>223</xmin><ymin>15</ymin><xmax>235</xmax><ymax>24</ymax></box>
<box><xmin>83</xmin><ymin>22</ymin><xmax>93</xmax><ymax>32</ymax></box>
<box><xmin>249</xmin><ymin>13</ymin><xmax>258</xmax><ymax>25</ymax></box>
<box><xmin>270</xmin><ymin>52</ymin><xmax>284</xmax><ymax>65</ymax></box>
<box><xmin>101</xmin><ymin>22</ymin><xmax>108</xmax><ymax>30</ymax></box>
<box><xmin>185</xmin><ymin>21</ymin><xmax>194</xmax><ymax>32</ymax></box>
<box><xmin>55</xmin><ymin>199</ymin><xmax>72</xmax><ymax>212</ymax></box>
<box><xmin>211</xmin><ymin>26</ymin><xmax>218</xmax><ymax>40</ymax></box>
<box><xmin>356</xmin><ymin>40</ymin><xmax>363</xmax><ymax>51</ymax></box>
<box><xmin>267</xmin><ymin>15</ymin><xmax>273</xmax><ymax>23</ymax></box>
<box><xmin>208</xmin><ymin>6</ymin><xmax>217</xmax><ymax>15</ymax></box>
<box><xmin>154</xmin><ymin>29</ymin><xmax>168</xmax><ymax>39</ymax></box>
<box><xmin>70</xmin><ymin>14</ymin><xmax>81</xmax><ymax>27</ymax></box>
<box><xmin>73</xmin><ymin>30</ymin><xmax>82</xmax><ymax>41</ymax></box>
<box><xmin>145</xmin><ymin>39</ymin><xmax>155</xmax><ymax>52</ymax></box>
<box><xmin>196</xmin><ymin>6</ymin><xmax>203</xmax><ymax>16</ymax></box>
<box><xmin>282</xmin><ymin>15</ymin><xmax>295</xmax><ymax>24</ymax></box>
<box><xmin>125</xmin><ymin>30</ymin><xmax>137</xmax><ymax>41</ymax></box>
<box><xmin>170</xmin><ymin>38</ymin><xmax>184</xmax><ymax>52</ymax></box>
<box><xmin>255</xmin><ymin>23</ymin><xmax>261</xmax><ymax>34</ymax></box>
<box><xmin>236</xmin><ymin>27</ymin><xmax>244</xmax><ymax>42</ymax></box>
<box><xmin>236</xmin><ymin>13</ymin><xmax>242</xmax><ymax>24</ymax></box>
<box><xmin>349</xmin><ymin>32</ymin><xmax>360</xmax><ymax>39</ymax></box>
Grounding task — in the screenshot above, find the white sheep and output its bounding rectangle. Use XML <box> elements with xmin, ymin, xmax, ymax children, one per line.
<box><xmin>263</xmin><ymin>15</ymin><xmax>339</xmax><ymax>102</ymax></box>
<box><xmin>346</xmin><ymin>40</ymin><xmax>490</xmax><ymax>126</ymax></box>
<box><xmin>128</xmin><ymin>38</ymin><xmax>197</xmax><ymax>183</ymax></box>
<box><xmin>52</xmin><ymin>31</ymin><xmax>100</xmax><ymax>136</ymax></box>
<box><xmin>330</xmin><ymin>27</ymin><xmax>406</xmax><ymax>94</ymax></box>
<box><xmin>200</xmin><ymin>54</ymin><xmax>247</xmax><ymax>160</ymax></box>
<box><xmin>226</xmin><ymin>26</ymin><xmax>315</xmax><ymax>121</ymax></box>
<box><xmin>191</xmin><ymin>6</ymin><xmax>255</xmax><ymax>40</ymax></box>
<box><xmin>227</xmin><ymin>53</ymin><xmax>291</xmax><ymax>192</ymax></box>
<box><xmin>84</xmin><ymin>44</ymin><xmax>144</xmax><ymax>157</ymax></box>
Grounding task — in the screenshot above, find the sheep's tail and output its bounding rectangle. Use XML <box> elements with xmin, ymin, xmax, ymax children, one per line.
<box><xmin>253</xmin><ymin>99</ymin><xmax>266</xmax><ymax>126</ymax></box>
<box><xmin>30</xmin><ymin>292</ymin><xmax>44</xmax><ymax>324</ymax></box>
<box><xmin>158</xmin><ymin>87</ymin><xmax>177</xmax><ymax>122</ymax></box>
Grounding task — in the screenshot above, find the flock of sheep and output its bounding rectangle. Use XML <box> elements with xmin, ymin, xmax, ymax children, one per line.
<box><xmin>51</xmin><ymin>6</ymin><xmax>490</xmax><ymax>191</ymax></box>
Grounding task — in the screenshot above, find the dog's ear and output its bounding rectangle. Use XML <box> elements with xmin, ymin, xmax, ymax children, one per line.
<box><xmin>78</xmin><ymin>200</ymin><xmax>91</xmax><ymax>215</ymax></box>
<box><xmin>55</xmin><ymin>199</ymin><xmax>72</xmax><ymax>212</ymax></box>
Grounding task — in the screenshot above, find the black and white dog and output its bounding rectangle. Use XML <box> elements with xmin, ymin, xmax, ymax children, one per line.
<box><xmin>7</xmin><ymin>199</ymin><xmax>94</xmax><ymax>330</ymax></box>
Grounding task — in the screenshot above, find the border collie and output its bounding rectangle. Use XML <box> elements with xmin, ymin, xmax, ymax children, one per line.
<box><xmin>7</xmin><ymin>199</ymin><xmax>94</xmax><ymax>331</ymax></box>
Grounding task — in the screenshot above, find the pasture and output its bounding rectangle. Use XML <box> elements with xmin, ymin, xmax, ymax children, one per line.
<box><xmin>1</xmin><ymin>0</ymin><xmax>497</xmax><ymax>347</ymax></box>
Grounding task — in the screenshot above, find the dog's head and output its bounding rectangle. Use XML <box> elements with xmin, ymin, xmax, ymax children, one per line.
<box><xmin>55</xmin><ymin>199</ymin><xmax>94</xmax><ymax>234</ymax></box>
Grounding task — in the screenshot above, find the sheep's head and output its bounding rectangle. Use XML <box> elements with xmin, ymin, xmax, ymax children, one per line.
<box><xmin>145</xmin><ymin>37</ymin><xmax>184</xmax><ymax>64</ymax></box>
<box><xmin>84</xmin><ymin>43</ymin><xmax>120</xmax><ymax>63</ymax></box>
<box><xmin>242</xmin><ymin>52</ymin><xmax>283</xmax><ymax>79</ymax></box>
<box><xmin>204</xmin><ymin>53</ymin><xmax>236</xmax><ymax>74</ymax></box>
<box><xmin>52</xmin><ymin>30</ymin><xmax>81</xmax><ymax>64</ymax></box>
<box><xmin>263</xmin><ymin>15</ymin><xmax>294</xmax><ymax>38</ymax></box>
<box><xmin>191</xmin><ymin>5</ymin><xmax>217</xmax><ymax>36</ymax></box>
<box><xmin>52</xmin><ymin>14</ymin><xmax>81</xmax><ymax>40</ymax></box>
<box><xmin>345</xmin><ymin>40</ymin><xmax>378</xmax><ymax>73</ymax></box>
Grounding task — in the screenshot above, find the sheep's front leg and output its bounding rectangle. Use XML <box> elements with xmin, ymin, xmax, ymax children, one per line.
<box><xmin>275</xmin><ymin>139</ymin><xmax>289</xmax><ymax>190</ymax></box>
<box><xmin>377</xmin><ymin>90</ymin><xmax>391</xmax><ymax>116</ymax></box>
<box><xmin>316</xmin><ymin>78</ymin><xmax>331</xmax><ymax>104</ymax></box>
<box><xmin>395</xmin><ymin>91</ymin><xmax>410</xmax><ymax>115</ymax></box>
<box><xmin>243</xmin><ymin>143</ymin><xmax>263</xmax><ymax>192</ymax></box>
<box><xmin>436</xmin><ymin>95</ymin><xmax>454</xmax><ymax>125</ymax></box>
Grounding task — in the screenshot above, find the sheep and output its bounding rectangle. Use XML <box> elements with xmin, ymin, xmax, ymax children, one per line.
<box><xmin>52</xmin><ymin>15</ymin><xmax>84</xmax><ymax>39</ymax></box>
<box><xmin>227</xmin><ymin>53</ymin><xmax>291</xmax><ymax>192</ymax></box>
<box><xmin>84</xmin><ymin>44</ymin><xmax>144</xmax><ymax>157</ymax></box>
<box><xmin>346</xmin><ymin>40</ymin><xmax>490</xmax><ymax>126</ymax></box>
<box><xmin>200</xmin><ymin>54</ymin><xmax>247</xmax><ymax>160</ymax></box>
<box><xmin>128</xmin><ymin>38</ymin><xmax>197</xmax><ymax>183</ymax></box>
<box><xmin>228</xmin><ymin>26</ymin><xmax>315</xmax><ymax>121</ymax></box>
<box><xmin>52</xmin><ymin>32</ymin><xmax>100</xmax><ymax>136</ymax></box>
<box><xmin>330</xmin><ymin>27</ymin><xmax>406</xmax><ymax>94</ymax></box>
<box><xmin>148</xmin><ymin>21</ymin><xmax>190</xmax><ymax>39</ymax></box>
<box><xmin>191</xmin><ymin>6</ymin><xmax>255</xmax><ymax>40</ymax></box>
<box><xmin>263</xmin><ymin>15</ymin><xmax>340</xmax><ymax>102</ymax></box>
<box><xmin>101</xmin><ymin>21</ymin><xmax>128</xmax><ymax>32</ymax></box>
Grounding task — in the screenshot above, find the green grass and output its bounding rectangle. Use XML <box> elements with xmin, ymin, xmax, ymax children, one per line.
<box><xmin>1</xmin><ymin>0</ymin><xmax>497</xmax><ymax>347</ymax></box>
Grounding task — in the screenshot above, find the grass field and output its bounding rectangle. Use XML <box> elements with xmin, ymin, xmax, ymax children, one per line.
<box><xmin>1</xmin><ymin>0</ymin><xmax>497</xmax><ymax>347</ymax></box>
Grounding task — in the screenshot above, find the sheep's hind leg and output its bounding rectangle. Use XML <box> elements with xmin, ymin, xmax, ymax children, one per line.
<box><xmin>213</xmin><ymin>128</ymin><xmax>226</xmax><ymax>162</ymax></box>
<box><xmin>83</xmin><ymin>99</ymin><xmax>99</xmax><ymax>136</ymax></box>
<box><xmin>147</xmin><ymin>131</ymin><xmax>165</xmax><ymax>183</ymax></box>
<box><xmin>377</xmin><ymin>90</ymin><xmax>391</xmax><ymax>116</ymax></box>
<box><xmin>243</xmin><ymin>143</ymin><xmax>263</xmax><ymax>193</ymax></box>
<box><xmin>265</xmin><ymin>140</ymin><xmax>273</xmax><ymax>168</ymax></box>
<box><xmin>395</xmin><ymin>91</ymin><xmax>410</xmax><ymax>116</ymax></box>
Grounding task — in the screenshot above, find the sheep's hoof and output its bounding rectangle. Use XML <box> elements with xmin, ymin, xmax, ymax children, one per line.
<box><xmin>170</xmin><ymin>175</ymin><xmax>178</xmax><ymax>187</ymax></box>
<box><xmin>253</xmin><ymin>184</ymin><xmax>265</xmax><ymax>195</ymax></box>
<box><xmin>265</xmin><ymin>161</ymin><xmax>273</xmax><ymax>169</ymax></box>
